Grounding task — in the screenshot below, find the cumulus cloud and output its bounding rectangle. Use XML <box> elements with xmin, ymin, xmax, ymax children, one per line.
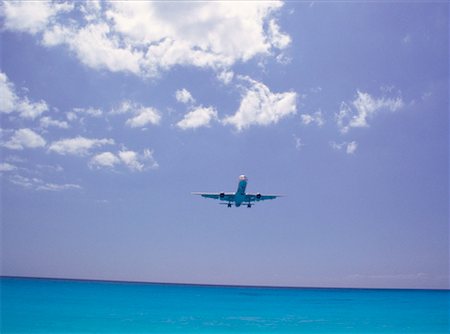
<box><xmin>125</xmin><ymin>107</ymin><xmax>161</xmax><ymax>128</ymax></box>
<box><xmin>1</xmin><ymin>1</ymin><xmax>73</xmax><ymax>34</ymax></box>
<box><xmin>300</xmin><ymin>110</ymin><xmax>324</xmax><ymax>127</ymax></box>
<box><xmin>223</xmin><ymin>77</ymin><xmax>297</xmax><ymax>131</ymax></box>
<box><xmin>177</xmin><ymin>106</ymin><xmax>218</xmax><ymax>130</ymax></box>
<box><xmin>0</xmin><ymin>72</ymin><xmax>49</xmax><ymax>119</ymax></box>
<box><xmin>90</xmin><ymin>149</ymin><xmax>158</xmax><ymax>172</ymax></box>
<box><xmin>110</xmin><ymin>101</ymin><xmax>161</xmax><ymax>128</ymax></box>
<box><xmin>118</xmin><ymin>149</ymin><xmax>159</xmax><ymax>172</ymax></box>
<box><xmin>2</xmin><ymin>2</ymin><xmax>290</xmax><ymax>78</ymax></box>
<box><xmin>48</xmin><ymin>136</ymin><xmax>114</xmax><ymax>156</ymax></box>
<box><xmin>119</xmin><ymin>149</ymin><xmax>158</xmax><ymax>171</ymax></box>
<box><xmin>336</xmin><ymin>91</ymin><xmax>404</xmax><ymax>133</ymax></box>
<box><xmin>89</xmin><ymin>152</ymin><xmax>120</xmax><ymax>168</ymax></box>
<box><xmin>2</xmin><ymin>128</ymin><xmax>46</xmax><ymax>150</ymax></box>
<box><xmin>43</xmin><ymin>22</ymin><xmax>143</xmax><ymax>74</ymax></box>
<box><xmin>175</xmin><ymin>89</ymin><xmax>195</xmax><ymax>104</ymax></box>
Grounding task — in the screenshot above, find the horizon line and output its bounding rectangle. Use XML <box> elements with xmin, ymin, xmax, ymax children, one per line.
<box><xmin>1</xmin><ymin>275</ymin><xmax>448</xmax><ymax>292</ymax></box>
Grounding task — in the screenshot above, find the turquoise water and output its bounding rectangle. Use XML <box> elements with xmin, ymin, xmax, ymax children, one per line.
<box><xmin>1</xmin><ymin>277</ymin><xmax>449</xmax><ymax>333</ymax></box>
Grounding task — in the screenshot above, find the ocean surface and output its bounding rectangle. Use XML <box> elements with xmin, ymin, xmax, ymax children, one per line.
<box><xmin>1</xmin><ymin>277</ymin><xmax>448</xmax><ymax>333</ymax></box>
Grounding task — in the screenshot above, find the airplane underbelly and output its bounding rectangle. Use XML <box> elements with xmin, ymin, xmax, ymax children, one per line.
<box><xmin>234</xmin><ymin>194</ymin><xmax>245</xmax><ymax>206</ymax></box>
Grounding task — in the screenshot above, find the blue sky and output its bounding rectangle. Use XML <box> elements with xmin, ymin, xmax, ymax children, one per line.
<box><xmin>1</xmin><ymin>1</ymin><xmax>448</xmax><ymax>289</ymax></box>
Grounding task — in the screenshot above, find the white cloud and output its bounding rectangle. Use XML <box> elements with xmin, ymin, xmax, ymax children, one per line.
<box><xmin>44</xmin><ymin>22</ymin><xmax>143</xmax><ymax>75</ymax></box>
<box><xmin>174</xmin><ymin>89</ymin><xmax>217</xmax><ymax>130</ymax></box>
<box><xmin>89</xmin><ymin>152</ymin><xmax>120</xmax><ymax>168</ymax></box>
<box><xmin>8</xmin><ymin>174</ymin><xmax>81</xmax><ymax>191</ymax></box>
<box><xmin>217</xmin><ymin>70</ymin><xmax>234</xmax><ymax>85</ymax></box>
<box><xmin>330</xmin><ymin>141</ymin><xmax>358</xmax><ymax>155</ymax></box>
<box><xmin>275</xmin><ymin>53</ymin><xmax>292</xmax><ymax>65</ymax></box>
<box><xmin>125</xmin><ymin>107</ymin><xmax>161</xmax><ymax>128</ymax></box>
<box><xmin>16</xmin><ymin>99</ymin><xmax>48</xmax><ymax>119</ymax></box>
<box><xmin>36</xmin><ymin>164</ymin><xmax>64</xmax><ymax>173</ymax></box>
<box><xmin>2</xmin><ymin>128</ymin><xmax>46</xmax><ymax>150</ymax></box>
<box><xmin>36</xmin><ymin>182</ymin><xmax>82</xmax><ymax>192</ymax></box>
<box><xmin>0</xmin><ymin>72</ymin><xmax>17</xmax><ymax>113</ymax></box>
<box><xmin>72</xmin><ymin>107</ymin><xmax>103</xmax><ymax>118</ymax></box>
<box><xmin>1</xmin><ymin>1</ymin><xmax>73</xmax><ymax>34</ymax></box>
<box><xmin>65</xmin><ymin>107</ymin><xmax>102</xmax><ymax>123</ymax></box>
<box><xmin>0</xmin><ymin>72</ymin><xmax>49</xmax><ymax>119</ymax></box>
<box><xmin>90</xmin><ymin>149</ymin><xmax>158</xmax><ymax>172</ymax></box>
<box><xmin>66</xmin><ymin>111</ymin><xmax>77</xmax><ymax>122</ymax></box>
<box><xmin>300</xmin><ymin>110</ymin><xmax>324</xmax><ymax>127</ymax></box>
<box><xmin>346</xmin><ymin>141</ymin><xmax>358</xmax><ymax>154</ymax></box>
<box><xmin>40</xmin><ymin>116</ymin><xmax>69</xmax><ymax>129</ymax></box>
<box><xmin>3</xmin><ymin>2</ymin><xmax>290</xmax><ymax>78</ymax></box>
<box><xmin>293</xmin><ymin>135</ymin><xmax>304</xmax><ymax>150</ymax></box>
<box><xmin>118</xmin><ymin>150</ymin><xmax>142</xmax><ymax>171</ymax></box>
<box><xmin>336</xmin><ymin>91</ymin><xmax>404</xmax><ymax>133</ymax></box>
<box><xmin>268</xmin><ymin>19</ymin><xmax>291</xmax><ymax>49</ymax></box>
<box><xmin>223</xmin><ymin>77</ymin><xmax>297</xmax><ymax>131</ymax></box>
<box><xmin>175</xmin><ymin>89</ymin><xmax>195</xmax><ymax>104</ymax></box>
<box><xmin>110</xmin><ymin>101</ymin><xmax>161</xmax><ymax>128</ymax></box>
<box><xmin>0</xmin><ymin>162</ymin><xmax>17</xmax><ymax>172</ymax></box>
<box><xmin>79</xmin><ymin>1</ymin><xmax>102</xmax><ymax>22</ymax></box>
<box><xmin>118</xmin><ymin>149</ymin><xmax>159</xmax><ymax>172</ymax></box>
<box><xmin>48</xmin><ymin>137</ymin><xmax>114</xmax><ymax>156</ymax></box>
<box><xmin>177</xmin><ymin>106</ymin><xmax>218</xmax><ymax>130</ymax></box>
<box><xmin>110</xmin><ymin>100</ymin><xmax>133</xmax><ymax>115</ymax></box>
<box><xmin>8</xmin><ymin>174</ymin><xmax>34</xmax><ymax>188</ymax></box>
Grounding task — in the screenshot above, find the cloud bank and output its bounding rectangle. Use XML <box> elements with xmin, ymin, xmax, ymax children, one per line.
<box><xmin>1</xmin><ymin>1</ymin><xmax>291</xmax><ymax>78</ymax></box>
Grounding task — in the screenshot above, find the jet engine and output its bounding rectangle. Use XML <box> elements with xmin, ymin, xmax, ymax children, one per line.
<box><xmin>219</xmin><ymin>192</ymin><xmax>225</xmax><ymax>198</ymax></box>
<box><xmin>256</xmin><ymin>193</ymin><xmax>262</xmax><ymax>200</ymax></box>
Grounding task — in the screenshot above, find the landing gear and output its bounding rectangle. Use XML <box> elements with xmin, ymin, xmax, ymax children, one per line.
<box><xmin>227</xmin><ymin>203</ymin><xmax>232</xmax><ymax>208</ymax></box>
<box><xmin>247</xmin><ymin>203</ymin><xmax>252</xmax><ymax>208</ymax></box>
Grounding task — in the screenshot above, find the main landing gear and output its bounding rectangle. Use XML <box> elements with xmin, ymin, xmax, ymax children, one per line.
<box><xmin>226</xmin><ymin>202</ymin><xmax>252</xmax><ymax>208</ymax></box>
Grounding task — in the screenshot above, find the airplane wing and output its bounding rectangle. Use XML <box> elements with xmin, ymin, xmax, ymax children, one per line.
<box><xmin>245</xmin><ymin>194</ymin><xmax>283</xmax><ymax>202</ymax></box>
<box><xmin>192</xmin><ymin>192</ymin><xmax>235</xmax><ymax>202</ymax></box>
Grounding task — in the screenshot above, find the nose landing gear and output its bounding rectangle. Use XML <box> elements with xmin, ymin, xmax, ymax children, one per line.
<box><xmin>227</xmin><ymin>203</ymin><xmax>232</xmax><ymax>208</ymax></box>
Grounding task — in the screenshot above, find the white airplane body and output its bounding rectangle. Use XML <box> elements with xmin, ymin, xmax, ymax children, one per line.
<box><xmin>193</xmin><ymin>175</ymin><xmax>282</xmax><ymax>208</ymax></box>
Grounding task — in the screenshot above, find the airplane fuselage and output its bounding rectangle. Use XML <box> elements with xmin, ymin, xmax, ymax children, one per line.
<box><xmin>234</xmin><ymin>176</ymin><xmax>248</xmax><ymax>207</ymax></box>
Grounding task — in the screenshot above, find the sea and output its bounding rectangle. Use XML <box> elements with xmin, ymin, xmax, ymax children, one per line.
<box><xmin>1</xmin><ymin>277</ymin><xmax>449</xmax><ymax>333</ymax></box>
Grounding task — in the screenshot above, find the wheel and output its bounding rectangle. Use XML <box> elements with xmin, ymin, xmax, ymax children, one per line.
<box><xmin>247</xmin><ymin>204</ymin><xmax>251</xmax><ymax>208</ymax></box>
<box><xmin>227</xmin><ymin>203</ymin><xmax>232</xmax><ymax>208</ymax></box>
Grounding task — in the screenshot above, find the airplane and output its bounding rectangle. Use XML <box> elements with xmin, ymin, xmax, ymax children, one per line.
<box><xmin>192</xmin><ymin>175</ymin><xmax>282</xmax><ymax>208</ymax></box>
